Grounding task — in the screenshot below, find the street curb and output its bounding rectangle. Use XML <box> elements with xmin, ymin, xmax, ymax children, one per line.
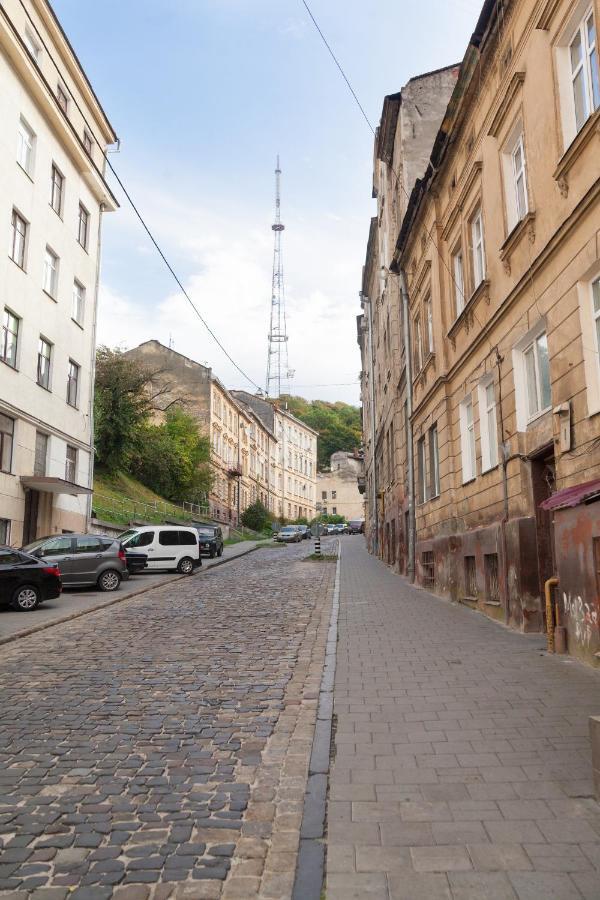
<box><xmin>0</xmin><ymin>544</ymin><xmax>262</xmax><ymax>648</ymax></box>
<box><xmin>293</xmin><ymin>540</ymin><xmax>341</xmax><ymax>900</ymax></box>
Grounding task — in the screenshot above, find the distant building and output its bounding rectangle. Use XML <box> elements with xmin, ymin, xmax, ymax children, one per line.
<box><xmin>0</xmin><ymin>0</ymin><xmax>118</xmax><ymax>545</ymax></box>
<box><xmin>316</xmin><ymin>452</ymin><xmax>364</xmax><ymax>521</ymax></box>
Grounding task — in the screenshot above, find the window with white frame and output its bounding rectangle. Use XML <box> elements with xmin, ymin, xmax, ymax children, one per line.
<box><xmin>50</xmin><ymin>164</ymin><xmax>64</xmax><ymax>216</ymax></box>
<box><xmin>459</xmin><ymin>396</ymin><xmax>477</xmax><ymax>483</ymax></box>
<box><xmin>424</xmin><ymin>296</ymin><xmax>434</xmax><ymax>355</ymax></box>
<box><xmin>513</xmin><ymin>324</ymin><xmax>552</xmax><ymax>429</ymax></box>
<box><xmin>57</xmin><ymin>83</ymin><xmax>69</xmax><ymax>114</ymax></box>
<box><xmin>17</xmin><ymin>118</ymin><xmax>35</xmax><ymax>175</ymax></box>
<box><xmin>77</xmin><ymin>203</ymin><xmax>89</xmax><ymax>249</ymax></box>
<box><xmin>593</xmin><ymin>276</ymin><xmax>600</xmax><ymax>363</ymax></box>
<box><xmin>428</xmin><ymin>424</ymin><xmax>440</xmax><ymax>499</ymax></box>
<box><xmin>72</xmin><ymin>281</ymin><xmax>85</xmax><ymax>325</ymax></box>
<box><xmin>10</xmin><ymin>209</ymin><xmax>27</xmax><ymax>269</ymax></box>
<box><xmin>556</xmin><ymin>6</ymin><xmax>600</xmax><ymax>145</ymax></box>
<box><xmin>471</xmin><ymin>207</ymin><xmax>486</xmax><ymax>288</ymax></box>
<box><xmin>413</xmin><ymin>314</ymin><xmax>423</xmax><ymax>372</ymax></box>
<box><xmin>23</xmin><ymin>28</ymin><xmax>41</xmax><ymax>63</ymax></box>
<box><xmin>65</xmin><ymin>445</ymin><xmax>77</xmax><ymax>482</ymax></box>
<box><xmin>478</xmin><ymin>379</ymin><xmax>498</xmax><ymax>472</ymax></box>
<box><xmin>34</xmin><ymin>431</ymin><xmax>48</xmax><ymax>476</ymax></box>
<box><xmin>417</xmin><ymin>435</ymin><xmax>427</xmax><ymax>503</ymax></box>
<box><xmin>1</xmin><ymin>309</ymin><xmax>19</xmax><ymax>369</ymax></box>
<box><xmin>0</xmin><ymin>413</ymin><xmax>14</xmax><ymax>474</ymax></box>
<box><xmin>67</xmin><ymin>359</ymin><xmax>80</xmax><ymax>407</ymax></box>
<box><xmin>452</xmin><ymin>246</ymin><xmax>465</xmax><ymax>317</ymax></box>
<box><xmin>43</xmin><ymin>247</ymin><xmax>59</xmax><ymax>297</ymax></box>
<box><xmin>578</xmin><ymin>273</ymin><xmax>600</xmax><ymax>416</ymax></box>
<box><xmin>502</xmin><ymin>124</ymin><xmax>529</xmax><ymax>233</ymax></box>
<box><xmin>83</xmin><ymin>130</ymin><xmax>93</xmax><ymax>158</ymax></box>
<box><xmin>37</xmin><ymin>337</ymin><xmax>52</xmax><ymax>389</ymax></box>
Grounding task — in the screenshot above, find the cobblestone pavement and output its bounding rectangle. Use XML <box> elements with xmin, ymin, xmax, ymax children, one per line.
<box><xmin>0</xmin><ymin>540</ymin><xmax>335</xmax><ymax>899</ymax></box>
<box><xmin>327</xmin><ymin>538</ymin><xmax>600</xmax><ymax>900</ymax></box>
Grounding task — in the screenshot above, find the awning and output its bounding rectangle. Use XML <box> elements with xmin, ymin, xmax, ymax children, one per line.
<box><xmin>540</xmin><ymin>478</ymin><xmax>600</xmax><ymax>511</ymax></box>
<box><xmin>20</xmin><ymin>476</ymin><xmax>92</xmax><ymax>496</ymax></box>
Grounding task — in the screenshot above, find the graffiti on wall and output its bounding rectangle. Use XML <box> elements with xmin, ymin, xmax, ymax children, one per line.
<box><xmin>562</xmin><ymin>592</ymin><xmax>600</xmax><ymax>648</ymax></box>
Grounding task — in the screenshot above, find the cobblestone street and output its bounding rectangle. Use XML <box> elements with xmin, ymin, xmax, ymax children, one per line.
<box><xmin>0</xmin><ymin>543</ymin><xmax>335</xmax><ymax>899</ymax></box>
<box><xmin>327</xmin><ymin>539</ymin><xmax>600</xmax><ymax>900</ymax></box>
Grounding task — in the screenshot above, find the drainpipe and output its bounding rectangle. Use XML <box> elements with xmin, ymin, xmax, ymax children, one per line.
<box><xmin>362</xmin><ymin>293</ymin><xmax>378</xmax><ymax>556</ymax></box>
<box><xmin>86</xmin><ymin>201</ymin><xmax>105</xmax><ymax>531</ymax></box>
<box><xmin>495</xmin><ymin>348</ymin><xmax>511</xmax><ymax>626</ymax></box>
<box><xmin>399</xmin><ymin>269</ymin><xmax>415</xmax><ymax>583</ymax></box>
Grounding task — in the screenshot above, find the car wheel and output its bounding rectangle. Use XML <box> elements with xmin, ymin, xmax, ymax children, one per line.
<box><xmin>11</xmin><ymin>584</ymin><xmax>40</xmax><ymax>611</ymax></box>
<box><xmin>97</xmin><ymin>569</ymin><xmax>121</xmax><ymax>592</ymax></box>
<box><xmin>217</xmin><ymin>546</ymin><xmax>223</xmax><ymax>557</ymax></box>
<box><xmin>177</xmin><ymin>556</ymin><xmax>194</xmax><ymax>575</ymax></box>
<box><xmin>209</xmin><ymin>549</ymin><xmax>216</xmax><ymax>559</ymax></box>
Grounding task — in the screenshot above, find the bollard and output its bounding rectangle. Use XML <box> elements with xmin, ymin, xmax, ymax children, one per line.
<box><xmin>314</xmin><ymin>535</ymin><xmax>321</xmax><ymax>557</ymax></box>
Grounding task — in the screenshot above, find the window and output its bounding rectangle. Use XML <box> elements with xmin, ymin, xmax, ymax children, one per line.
<box><xmin>50</xmin><ymin>164</ymin><xmax>64</xmax><ymax>215</ymax></box>
<box><xmin>0</xmin><ymin>519</ymin><xmax>10</xmax><ymax>544</ymax></box>
<box><xmin>37</xmin><ymin>337</ymin><xmax>52</xmax><ymax>389</ymax></box>
<box><xmin>125</xmin><ymin>531</ymin><xmax>154</xmax><ymax>548</ymax></box>
<box><xmin>77</xmin><ymin>204</ymin><xmax>89</xmax><ymax>249</ymax></box>
<box><xmin>478</xmin><ymin>379</ymin><xmax>498</xmax><ymax>472</ymax></box>
<box><xmin>43</xmin><ymin>247</ymin><xmax>59</xmax><ymax>297</ymax></box>
<box><xmin>424</xmin><ymin>297</ymin><xmax>434</xmax><ymax>355</ymax></box>
<box><xmin>17</xmin><ymin>118</ymin><xmax>35</xmax><ymax>175</ymax></box>
<box><xmin>485</xmin><ymin>553</ymin><xmax>500</xmax><ymax>604</ymax></box>
<box><xmin>56</xmin><ymin>83</ymin><xmax>69</xmax><ymax>114</ymax></box>
<box><xmin>72</xmin><ymin>281</ymin><xmax>85</xmax><ymax>325</ymax></box>
<box><xmin>321</xmin><ymin>490</ymin><xmax>327</xmax><ymax>500</ymax></box>
<box><xmin>593</xmin><ymin>276</ymin><xmax>600</xmax><ymax>367</ymax></box>
<box><xmin>422</xmin><ymin>551</ymin><xmax>435</xmax><ymax>589</ymax></box>
<box><xmin>417</xmin><ymin>435</ymin><xmax>426</xmax><ymax>504</ymax></box>
<box><xmin>428</xmin><ymin>425</ymin><xmax>440</xmax><ymax>499</ymax></box>
<box><xmin>10</xmin><ymin>209</ymin><xmax>27</xmax><ymax>268</ymax></box>
<box><xmin>34</xmin><ymin>432</ymin><xmax>48</xmax><ymax>476</ymax></box>
<box><xmin>464</xmin><ymin>555</ymin><xmax>477</xmax><ymax>597</ymax></box>
<box><xmin>569</xmin><ymin>8</ymin><xmax>600</xmax><ymax>132</ymax></box>
<box><xmin>332</xmin><ymin>507</ymin><xmax>337</xmax><ymax>515</ymax></box>
<box><xmin>459</xmin><ymin>396</ymin><xmax>476</xmax><ymax>483</ymax></box>
<box><xmin>40</xmin><ymin>536</ymin><xmax>72</xmax><ymax>556</ymax></box>
<box><xmin>332</xmin><ymin>490</ymin><xmax>337</xmax><ymax>500</ymax></box>
<box><xmin>511</xmin><ymin>134</ymin><xmax>528</xmax><ymax>223</ymax></box>
<box><xmin>65</xmin><ymin>445</ymin><xmax>77</xmax><ymax>482</ymax></box>
<box><xmin>0</xmin><ymin>414</ymin><xmax>14</xmax><ymax>473</ymax></box>
<box><xmin>159</xmin><ymin>530</ymin><xmax>179</xmax><ymax>546</ymax></box>
<box><xmin>23</xmin><ymin>28</ymin><xmax>41</xmax><ymax>62</ymax></box>
<box><xmin>1</xmin><ymin>310</ymin><xmax>19</xmax><ymax>369</ymax></box>
<box><xmin>178</xmin><ymin>531</ymin><xmax>197</xmax><ymax>546</ymax></box>
<box><xmin>413</xmin><ymin>315</ymin><xmax>423</xmax><ymax>372</ymax></box>
<box><xmin>502</xmin><ymin>124</ymin><xmax>529</xmax><ymax>233</ymax></box>
<box><xmin>471</xmin><ymin>208</ymin><xmax>486</xmax><ymax>288</ymax></box>
<box><xmin>83</xmin><ymin>130</ymin><xmax>93</xmax><ymax>158</ymax></box>
<box><xmin>67</xmin><ymin>360</ymin><xmax>80</xmax><ymax>407</ymax></box>
<box><xmin>594</xmin><ymin>536</ymin><xmax>600</xmax><ymax>595</ymax></box>
<box><xmin>74</xmin><ymin>536</ymin><xmax>103</xmax><ymax>553</ymax></box>
<box><xmin>524</xmin><ymin>333</ymin><xmax>551</xmax><ymax>419</ymax></box>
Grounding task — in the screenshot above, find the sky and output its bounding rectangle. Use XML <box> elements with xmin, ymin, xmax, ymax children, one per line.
<box><xmin>52</xmin><ymin>0</ymin><xmax>482</xmax><ymax>405</ymax></box>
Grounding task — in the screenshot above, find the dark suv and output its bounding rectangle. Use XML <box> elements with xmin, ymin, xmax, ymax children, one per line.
<box><xmin>195</xmin><ymin>525</ymin><xmax>224</xmax><ymax>558</ymax></box>
<box><xmin>0</xmin><ymin>547</ymin><xmax>62</xmax><ymax>611</ymax></box>
<box><xmin>22</xmin><ymin>534</ymin><xmax>128</xmax><ymax>591</ymax></box>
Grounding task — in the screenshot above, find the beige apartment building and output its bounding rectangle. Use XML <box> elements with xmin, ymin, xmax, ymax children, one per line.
<box><xmin>316</xmin><ymin>451</ymin><xmax>365</xmax><ymax>521</ymax></box>
<box><xmin>0</xmin><ymin>0</ymin><xmax>118</xmax><ymax>545</ymax></box>
<box><xmin>126</xmin><ymin>343</ymin><xmax>318</xmax><ymax>526</ymax></box>
<box><xmin>360</xmin><ymin>0</ymin><xmax>600</xmax><ymax>665</ymax></box>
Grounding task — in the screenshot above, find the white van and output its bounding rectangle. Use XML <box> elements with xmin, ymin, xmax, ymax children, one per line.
<box><xmin>119</xmin><ymin>526</ymin><xmax>201</xmax><ymax>575</ymax></box>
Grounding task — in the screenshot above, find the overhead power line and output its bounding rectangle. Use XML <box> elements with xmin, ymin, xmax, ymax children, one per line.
<box><xmin>15</xmin><ymin>0</ymin><xmax>263</xmax><ymax>393</ymax></box>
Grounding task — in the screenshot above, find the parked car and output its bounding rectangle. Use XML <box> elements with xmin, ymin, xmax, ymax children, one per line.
<box><xmin>22</xmin><ymin>534</ymin><xmax>128</xmax><ymax>592</ymax></box>
<box><xmin>0</xmin><ymin>546</ymin><xmax>62</xmax><ymax>611</ymax></box>
<box><xmin>295</xmin><ymin>525</ymin><xmax>310</xmax><ymax>540</ymax></box>
<box><xmin>348</xmin><ymin>519</ymin><xmax>365</xmax><ymax>534</ymax></box>
<box><xmin>124</xmin><ymin>550</ymin><xmax>148</xmax><ymax>575</ymax></box>
<box><xmin>275</xmin><ymin>526</ymin><xmax>303</xmax><ymax>543</ymax></box>
<box><xmin>329</xmin><ymin>524</ymin><xmax>345</xmax><ymax>535</ymax></box>
<box><xmin>119</xmin><ymin>526</ymin><xmax>201</xmax><ymax>574</ymax></box>
<box><xmin>195</xmin><ymin>524</ymin><xmax>224</xmax><ymax>558</ymax></box>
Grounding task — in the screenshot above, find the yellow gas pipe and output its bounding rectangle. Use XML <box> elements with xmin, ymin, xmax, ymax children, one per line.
<box><xmin>545</xmin><ymin>576</ymin><xmax>559</xmax><ymax>653</ymax></box>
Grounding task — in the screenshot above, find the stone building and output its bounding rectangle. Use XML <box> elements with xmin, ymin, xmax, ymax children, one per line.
<box><xmin>316</xmin><ymin>451</ymin><xmax>365</xmax><ymax>521</ymax></box>
<box><xmin>360</xmin><ymin>0</ymin><xmax>600</xmax><ymax>665</ymax></box>
<box><xmin>0</xmin><ymin>0</ymin><xmax>118</xmax><ymax>544</ymax></box>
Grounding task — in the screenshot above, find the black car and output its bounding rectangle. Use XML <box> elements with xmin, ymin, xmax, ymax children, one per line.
<box><xmin>0</xmin><ymin>546</ymin><xmax>62</xmax><ymax>611</ymax></box>
<box><xmin>195</xmin><ymin>525</ymin><xmax>224</xmax><ymax>558</ymax></box>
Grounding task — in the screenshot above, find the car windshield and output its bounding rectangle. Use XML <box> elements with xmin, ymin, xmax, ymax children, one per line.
<box><xmin>281</xmin><ymin>527</ymin><xmax>296</xmax><ymax>533</ymax></box>
<box><xmin>197</xmin><ymin>528</ymin><xmax>215</xmax><ymax>537</ymax></box>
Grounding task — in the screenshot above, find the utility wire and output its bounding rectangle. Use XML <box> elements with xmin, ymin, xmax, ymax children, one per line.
<box><xmin>12</xmin><ymin>0</ymin><xmax>263</xmax><ymax>394</ymax></box>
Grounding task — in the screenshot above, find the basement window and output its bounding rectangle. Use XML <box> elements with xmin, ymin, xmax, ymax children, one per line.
<box><xmin>422</xmin><ymin>551</ymin><xmax>435</xmax><ymax>589</ymax></box>
<box><xmin>464</xmin><ymin>555</ymin><xmax>477</xmax><ymax>598</ymax></box>
<box><xmin>484</xmin><ymin>553</ymin><xmax>500</xmax><ymax>604</ymax></box>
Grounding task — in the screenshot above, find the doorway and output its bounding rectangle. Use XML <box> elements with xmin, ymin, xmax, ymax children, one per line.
<box><xmin>530</xmin><ymin>450</ymin><xmax>556</xmax><ymax>615</ymax></box>
<box><xmin>23</xmin><ymin>489</ymin><xmax>40</xmax><ymax>545</ymax></box>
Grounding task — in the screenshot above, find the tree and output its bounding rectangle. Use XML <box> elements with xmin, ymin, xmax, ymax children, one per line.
<box><xmin>135</xmin><ymin>408</ymin><xmax>212</xmax><ymax>504</ymax></box>
<box><xmin>241</xmin><ymin>500</ymin><xmax>271</xmax><ymax>532</ymax></box>
<box><xmin>279</xmin><ymin>395</ymin><xmax>361</xmax><ymax>470</ymax></box>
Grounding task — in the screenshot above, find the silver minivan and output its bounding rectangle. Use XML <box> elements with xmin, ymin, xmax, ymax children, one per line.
<box><xmin>119</xmin><ymin>526</ymin><xmax>201</xmax><ymax>574</ymax></box>
<box><xmin>22</xmin><ymin>533</ymin><xmax>129</xmax><ymax>591</ymax></box>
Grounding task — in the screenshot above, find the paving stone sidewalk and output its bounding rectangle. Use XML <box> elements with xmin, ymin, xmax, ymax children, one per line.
<box><xmin>0</xmin><ymin>541</ymin><xmax>335</xmax><ymax>898</ymax></box>
<box><xmin>326</xmin><ymin>538</ymin><xmax>600</xmax><ymax>900</ymax></box>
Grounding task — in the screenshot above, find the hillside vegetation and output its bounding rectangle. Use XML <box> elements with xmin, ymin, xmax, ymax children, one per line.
<box><xmin>280</xmin><ymin>395</ymin><xmax>361</xmax><ymax>470</ymax></box>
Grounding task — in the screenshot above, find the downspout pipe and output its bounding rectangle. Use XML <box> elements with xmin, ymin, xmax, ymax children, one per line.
<box><xmin>361</xmin><ymin>293</ymin><xmax>378</xmax><ymax>556</ymax></box>
<box><xmin>495</xmin><ymin>349</ymin><xmax>511</xmax><ymax>626</ymax></box>
<box><xmin>399</xmin><ymin>269</ymin><xmax>415</xmax><ymax>583</ymax></box>
<box><xmin>86</xmin><ymin>201</ymin><xmax>105</xmax><ymax>530</ymax></box>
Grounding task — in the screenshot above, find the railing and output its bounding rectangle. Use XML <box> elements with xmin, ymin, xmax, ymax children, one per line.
<box><xmin>92</xmin><ymin>492</ymin><xmax>210</xmax><ymax>526</ymax></box>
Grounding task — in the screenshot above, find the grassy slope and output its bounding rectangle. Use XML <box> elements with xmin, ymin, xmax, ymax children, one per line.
<box><xmin>92</xmin><ymin>470</ymin><xmax>200</xmax><ymax>526</ymax></box>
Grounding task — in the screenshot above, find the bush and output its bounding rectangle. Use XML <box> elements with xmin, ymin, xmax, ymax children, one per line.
<box><xmin>241</xmin><ymin>500</ymin><xmax>271</xmax><ymax>532</ymax></box>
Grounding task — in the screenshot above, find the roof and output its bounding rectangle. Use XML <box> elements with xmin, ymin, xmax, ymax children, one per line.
<box><xmin>540</xmin><ymin>479</ymin><xmax>600</xmax><ymax>511</ymax></box>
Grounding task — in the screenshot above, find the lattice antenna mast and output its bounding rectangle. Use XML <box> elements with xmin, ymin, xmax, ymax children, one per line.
<box><xmin>266</xmin><ymin>156</ymin><xmax>291</xmax><ymax>398</ymax></box>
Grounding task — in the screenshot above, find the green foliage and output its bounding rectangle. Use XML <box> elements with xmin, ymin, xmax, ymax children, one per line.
<box><xmin>240</xmin><ymin>500</ymin><xmax>271</xmax><ymax>532</ymax></box>
<box><xmin>279</xmin><ymin>395</ymin><xmax>361</xmax><ymax>470</ymax></box>
<box><xmin>315</xmin><ymin>513</ymin><xmax>345</xmax><ymax>524</ymax></box>
<box><xmin>134</xmin><ymin>408</ymin><xmax>211</xmax><ymax>504</ymax></box>
<box><xmin>94</xmin><ymin>346</ymin><xmax>154</xmax><ymax>471</ymax></box>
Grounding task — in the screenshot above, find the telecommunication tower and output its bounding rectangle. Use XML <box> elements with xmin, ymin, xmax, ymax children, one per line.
<box><xmin>265</xmin><ymin>157</ymin><xmax>293</xmax><ymax>397</ymax></box>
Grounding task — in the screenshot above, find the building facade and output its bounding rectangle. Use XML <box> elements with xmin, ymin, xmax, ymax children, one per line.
<box><xmin>316</xmin><ymin>451</ymin><xmax>365</xmax><ymax>521</ymax></box>
<box><xmin>361</xmin><ymin>0</ymin><xmax>600</xmax><ymax>665</ymax></box>
<box><xmin>0</xmin><ymin>0</ymin><xmax>118</xmax><ymax>545</ymax></box>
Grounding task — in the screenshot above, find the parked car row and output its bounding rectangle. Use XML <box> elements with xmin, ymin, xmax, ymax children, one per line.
<box><xmin>0</xmin><ymin>522</ymin><xmax>226</xmax><ymax>613</ymax></box>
